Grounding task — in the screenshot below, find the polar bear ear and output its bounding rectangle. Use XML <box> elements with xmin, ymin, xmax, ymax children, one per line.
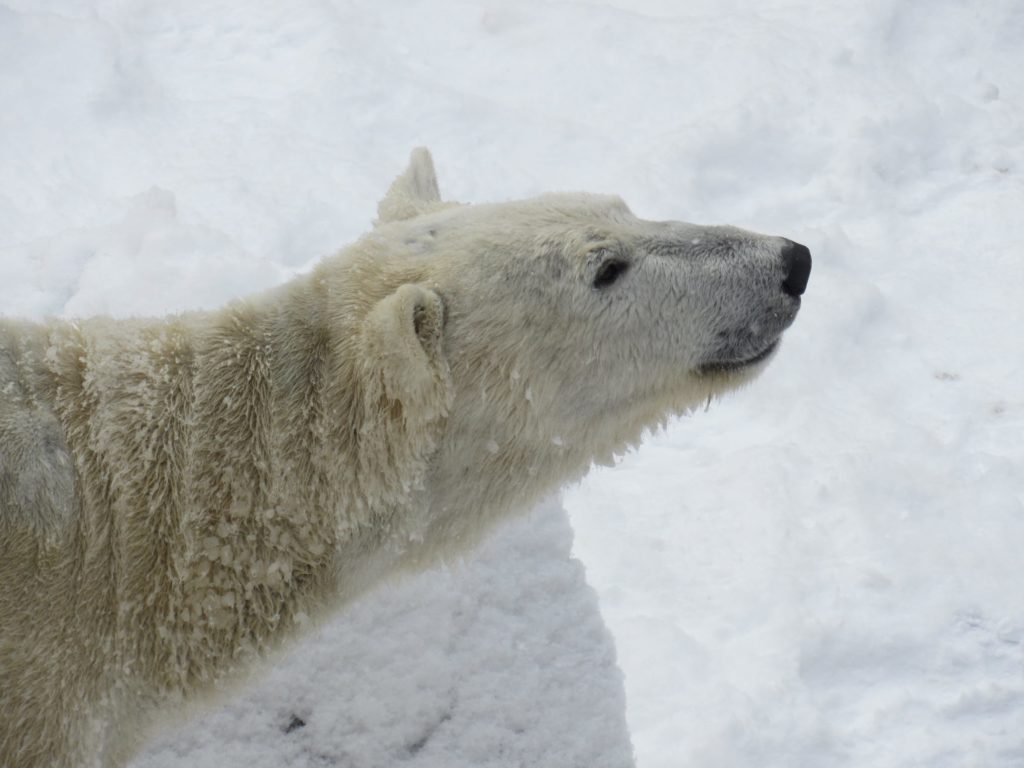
<box><xmin>375</xmin><ymin>147</ymin><xmax>443</xmax><ymax>226</ymax></box>
<box><xmin>360</xmin><ymin>284</ymin><xmax>451</xmax><ymax>452</ymax></box>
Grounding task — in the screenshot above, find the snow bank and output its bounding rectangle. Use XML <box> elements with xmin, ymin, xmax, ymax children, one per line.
<box><xmin>134</xmin><ymin>499</ymin><xmax>633</xmax><ymax>768</ymax></box>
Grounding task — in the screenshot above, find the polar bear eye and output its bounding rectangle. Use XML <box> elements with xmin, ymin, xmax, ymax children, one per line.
<box><xmin>592</xmin><ymin>258</ymin><xmax>631</xmax><ymax>290</ymax></box>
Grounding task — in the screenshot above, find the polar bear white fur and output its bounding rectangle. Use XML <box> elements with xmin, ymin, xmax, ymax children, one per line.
<box><xmin>0</xmin><ymin>149</ymin><xmax>808</xmax><ymax>767</ymax></box>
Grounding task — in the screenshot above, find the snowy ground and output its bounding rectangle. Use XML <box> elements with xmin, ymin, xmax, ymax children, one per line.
<box><xmin>2</xmin><ymin>0</ymin><xmax>1023</xmax><ymax>766</ymax></box>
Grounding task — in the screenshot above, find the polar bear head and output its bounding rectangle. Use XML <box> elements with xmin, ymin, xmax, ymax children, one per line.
<box><xmin>352</xmin><ymin>148</ymin><xmax>809</xmax><ymax>544</ymax></box>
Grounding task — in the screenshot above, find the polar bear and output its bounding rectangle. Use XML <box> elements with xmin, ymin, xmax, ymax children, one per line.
<box><xmin>0</xmin><ymin>149</ymin><xmax>809</xmax><ymax>767</ymax></box>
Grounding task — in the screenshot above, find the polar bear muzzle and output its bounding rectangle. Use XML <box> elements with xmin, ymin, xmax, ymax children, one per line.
<box><xmin>693</xmin><ymin>237</ymin><xmax>811</xmax><ymax>375</ymax></box>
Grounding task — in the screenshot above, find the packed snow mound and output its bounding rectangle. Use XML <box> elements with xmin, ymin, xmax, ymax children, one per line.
<box><xmin>133</xmin><ymin>500</ymin><xmax>633</xmax><ymax>768</ymax></box>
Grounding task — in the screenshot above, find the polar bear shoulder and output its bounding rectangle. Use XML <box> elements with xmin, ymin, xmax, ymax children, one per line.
<box><xmin>0</xmin><ymin>320</ymin><xmax>76</xmax><ymax>535</ymax></box>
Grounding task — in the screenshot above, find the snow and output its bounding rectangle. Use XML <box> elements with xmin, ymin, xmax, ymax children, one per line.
<box><xmin>1</xmin><ymin>0</ymin><xmax>1022</xmax><ymax>766</ymax></box>
<box><xmin>134</xmin><ymin>498</ymin><xmax>633</xmax><ymax>768</ymax></box>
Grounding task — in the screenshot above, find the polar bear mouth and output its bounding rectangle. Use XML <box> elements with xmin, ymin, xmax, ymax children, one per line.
<box><xmin>697</xmin><ymin>340</ymin><xmax>779</xmax><ymax>374</ymax></box>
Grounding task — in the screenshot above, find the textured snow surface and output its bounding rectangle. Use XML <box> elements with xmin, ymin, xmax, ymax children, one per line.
<box><xmin>2</xmin><ymin>0</ymin><xmax>1023</xmax><ymax>766</ymax></box>
<box><xmin>133</xmin><ymin>499</ymin><xmax>633</xmax><ymax>768</ymax></box>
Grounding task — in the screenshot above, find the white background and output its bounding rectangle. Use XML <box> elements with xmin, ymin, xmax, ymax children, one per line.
<box><xmin>2</xmin><ymin>1</ymin><xmax>1022</xmax><ymax>766</ymax></box>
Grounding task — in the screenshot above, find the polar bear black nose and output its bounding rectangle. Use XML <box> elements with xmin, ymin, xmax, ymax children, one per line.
<box><xmin>781</xmin><ymin>240</ymin><xmax>812</xmax><ymax>297</ymax></box>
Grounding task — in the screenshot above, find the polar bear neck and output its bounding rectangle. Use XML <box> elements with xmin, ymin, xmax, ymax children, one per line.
<box><xmin>1</xmin><ymin>273</ymin><xmax>432</xmax><ymax>711</ymax></box>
